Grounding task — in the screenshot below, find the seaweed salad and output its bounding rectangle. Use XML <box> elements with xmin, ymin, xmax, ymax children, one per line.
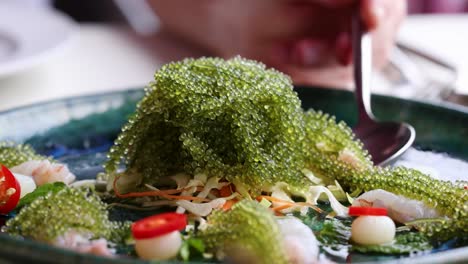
<box><xmin>1</xmin><ymin>57</ymin><xmax>467</xmax><ymax>264</ymax></box>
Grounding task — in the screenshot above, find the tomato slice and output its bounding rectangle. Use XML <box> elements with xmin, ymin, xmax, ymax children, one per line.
<box><xmin>0</xmin><ymin>165</ymin><xmax>21</xmax><ymax>215</ymax></box>
<box><xmin>348</xmin><ymin>206</ymin><xmax>387</xmax><ymax>216</ymax></box>
<box><xmin>132</xmin><ymin>212</ymin><xmax>187</xmax><ymax>239</ymax></box>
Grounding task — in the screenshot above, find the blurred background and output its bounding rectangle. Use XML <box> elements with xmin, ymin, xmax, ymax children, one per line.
<box><xmin>49</xmin><ymin>0</ymin><xmax>468</xmax><ymax>28</ymax></box>
<box><xmin>0</xmin><ymin>0</ymin><xmax>467</xmax><ymax>111</ymax></box>
<box><xmin>55</xmin><ymin>0</ymin><xmax>468</xmax><ymax>21</ymax></box>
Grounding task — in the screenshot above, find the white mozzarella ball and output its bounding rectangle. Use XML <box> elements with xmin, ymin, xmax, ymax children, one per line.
<box><xmin>135</xmin><ymin>231</ymin><xmax>182</xmax><ymax>260</ymax></box>
<box><xmin>351</xmin><ymin>215</ymin><xmax>396</xmax><ymax>245</ymax></box>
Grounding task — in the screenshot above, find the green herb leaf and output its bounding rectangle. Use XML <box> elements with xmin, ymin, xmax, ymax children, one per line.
<box><xmin>179</xmin><ymin>242</ymin><xmax>190</xmax><ymax>261</ymax></box>
<box><xmin>188</xmin><ymin>238</ymin><xmax>205</xmax><ymax>253</ymax></box>
<box><xmin>292</xmin><ymin>208</ymin><xmax>325</xmax><ymax>232</ymax></box>
<box><xmin>317</xmin><ymin>218</ymin><xmax>351</xmax><ymax>247</ymax></box>
<box><xmin>179</xmin><ymin>238</ymin><xmax>206</xmax><ymax>261</ymax></box>
<box><xmin>351</xmin><ymin>232</ymin><xmax>433</xmax><ymax>254</ymax></box>
<box><xmin>17</xmin><ymin>182</ymin><xmax>66</xmax><ymax>209</ymax></box>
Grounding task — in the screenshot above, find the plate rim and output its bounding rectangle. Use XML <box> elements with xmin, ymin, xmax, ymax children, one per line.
<box><xmin>1</xmin><ymin>86</ymin><xmax>468</xmax><ymax>116</ymax></box>
<box><xmin>0</xmin><ymin>87</ymin><xmax>467</xmax><ymax>263</ymax></box>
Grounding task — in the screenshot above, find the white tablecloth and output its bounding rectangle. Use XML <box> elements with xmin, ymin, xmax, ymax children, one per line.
<box><xmin>1</xmin><ymin>15</ymin><xmax>467</xmax><ymax>111</ymax></box>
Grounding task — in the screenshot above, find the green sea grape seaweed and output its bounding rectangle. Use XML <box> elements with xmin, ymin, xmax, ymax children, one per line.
<box><xmin>198</xmin><ymin>200</ymin><xmax>288</xmax><ymax>264</ymax></box>
<box><xmin>6</xmin><ymin>187</ymin><xmax>129</xmax><ymax>243</ymax></box>
<box><xmin>0</xmin><ymin>141</ymin><xmax>49</xmax><ymax>168</ymax></box>
<box><xmin>105</xmin><ymin>57</ymin><xmax>312</xmax><ymax>195</ymax></box>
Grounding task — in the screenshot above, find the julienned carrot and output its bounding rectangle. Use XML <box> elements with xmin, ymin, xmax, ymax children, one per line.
<box><xmin>272</xmin><ymin>204</ymin><xmax>294</xmax><ymax>212</ymax></box>
<box><xmin>113</xmin><ymin>174</ymin><xmax>209</xmax><ymax>202</ymax></box>
<box><xmin>165</xmin><ymin>193</ymin><xmax>210</xmax><ymax>201</ymax></box>
<box><xmin>222</xmin><ymin>199</ymin><xmax>237</xmax><ymax>211</ymax></box>
<box><xmin>257</xmin><ymin>195</ymin><xmax>323</xmax><ymax>213</ymax></box>
<box><xmin>295</xmin><ymin>202</ymin><xmax>323</xmax><ymax>213</ymax></box>
<box><xmin>258</xmin><ymin>195</ymin><xmax>294</xmax><ymax>213</ymax></box>
<box><xmin>117</xmin><ymin>189</ymin><xmax>209</xmax><ymax>202</ymax></box>
<box><xmin>256</xmin><ymin>195</ymin><xmax>294</xmax><ymax>205</ymax></box>
<box><xmin>118</xmin><ymin>189</ymin><xmax>183</xmax><ymax>197</ymax></box>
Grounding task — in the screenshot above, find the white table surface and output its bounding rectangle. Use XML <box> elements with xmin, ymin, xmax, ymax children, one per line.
<box><xmin>1</xmin><ymin>14</ymin><xmax>467</xmax><ymax>112</ymax></box>
<box><xmin>397</xmin><ymin>15</ymin><xmax>468</xmax><ymax>96</ymax></box>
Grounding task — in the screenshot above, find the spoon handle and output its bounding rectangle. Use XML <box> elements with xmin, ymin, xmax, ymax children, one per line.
<box><xmin>352</xmin><ymin>10</ymin><xmax>375</xmax><ymax>124</ymax></box>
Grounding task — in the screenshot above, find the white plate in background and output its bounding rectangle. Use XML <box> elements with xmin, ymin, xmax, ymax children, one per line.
<box><xmin>398</xmin><ymin>15</ymin><xmax>468</xmax><ymax>95</ymax></box>
<box><xmin>0</xmin><ymin>3</ymin><xmax>76</xmax><ymax>78</ymax></box>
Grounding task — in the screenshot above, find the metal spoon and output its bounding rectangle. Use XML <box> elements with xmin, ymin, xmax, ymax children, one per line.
<box><xmin>352</xmin><ymin>12</ymin><xmax>415</xmax><ymax>166</ymax></box>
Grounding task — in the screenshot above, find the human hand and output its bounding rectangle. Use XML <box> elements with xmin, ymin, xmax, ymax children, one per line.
<box><xmin>149</xmin><ymin>0</ymin><xmax>406</xmax><ymax>88</ymax></box>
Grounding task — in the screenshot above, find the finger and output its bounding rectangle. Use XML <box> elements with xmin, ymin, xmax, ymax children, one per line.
<box><xmin>360</xmin><ymin>0</ymin><xmax>385</xmax><ymax>30</ymax></box>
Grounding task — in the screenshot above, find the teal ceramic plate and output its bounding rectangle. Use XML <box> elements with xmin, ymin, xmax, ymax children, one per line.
<box><xmin>0</xmin><ymin>87</ymin><xmax>467</xmax><ymax>264</ymax></box>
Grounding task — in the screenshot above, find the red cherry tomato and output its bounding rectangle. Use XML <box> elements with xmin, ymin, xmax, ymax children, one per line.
<box><xmin>131</xmin><ymin>212</ymin><xmax>187</xmax><ymax>240</ymax></box>
<box><xmin>0</xmin><ymin>165</ymin><xmax>21</xmax><ymax>215</ymax></box>
<box><xmin>348</xmin><ymin>206</ymin><xmax>387</xmax><ymax>216</ymax></box>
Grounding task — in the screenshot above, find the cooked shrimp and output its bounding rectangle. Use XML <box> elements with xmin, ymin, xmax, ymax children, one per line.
<box><xmin>53</xmin><ymin>231</ymin><xmax>114</xmax><ymax>257</ymax></box>
<box><xmin>352</xmin><ymin>189</ymin><xmax>440</xmax><ymax>223</ymax></box>
<box><xmin>11</xmin><ymin>160</ymin><xmax>76</xmax><ymax>186</ymax></box>
<box><xmin>277</xmin><ymin>217</ymin><xmax>319</xmax><ymax>264</ymax></box>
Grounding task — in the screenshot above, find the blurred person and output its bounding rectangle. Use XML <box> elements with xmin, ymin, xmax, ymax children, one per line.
<box><xmin>147</xmin><ymin>0</ymin><xmax>407</xmax><ymax>88</ymax></box>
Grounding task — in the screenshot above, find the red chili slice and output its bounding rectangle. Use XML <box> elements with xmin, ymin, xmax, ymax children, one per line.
<box><xmin>0</xmin><ymin>165</ymin><xmax>21</xmax><ymax>215</ymax></box>
<box><xmin>131</xmin><ymin>212</ymin><xmax>187</xmax><ymax>239</ymax></box>
<box><xmin>348</xmin><ymin>206</ymin><xmax>387</xmax><ymax>216</ymax></box>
